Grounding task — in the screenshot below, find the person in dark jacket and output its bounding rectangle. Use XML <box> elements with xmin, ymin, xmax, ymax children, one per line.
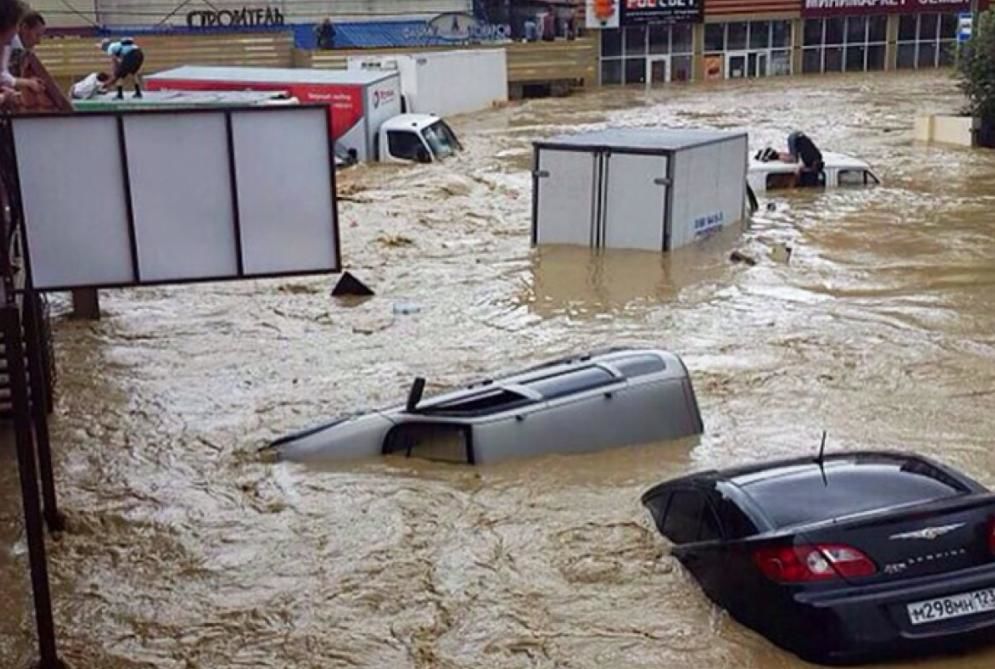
<box><xmin>780</xmin><ymin>131</ymin><xmax>824</xmax><ymax>187</ymax></box>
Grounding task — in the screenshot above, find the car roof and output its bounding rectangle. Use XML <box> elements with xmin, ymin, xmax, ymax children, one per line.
<box><xmin>749</xmin><ymin>152</ymin><xmax>871</xmax><ymax>172</ymax></box>
<box><xmin>642</xmin><ymin>451</ymin><xmax>981</xmax><ymax>531</ymax></box>
<box><xmin>415</xmin><ymin>347</ymin><xmax>687</xmax><ymax>411</ymax></box>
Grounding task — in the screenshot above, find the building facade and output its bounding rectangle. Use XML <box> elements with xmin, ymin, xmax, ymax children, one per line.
<box><xmin>593</xmin><ymin>0</ymin><xmax>976</xmax><ymax>85</ymax></box>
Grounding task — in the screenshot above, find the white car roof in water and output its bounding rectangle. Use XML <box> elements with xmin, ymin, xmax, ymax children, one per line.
<box><xmin>749</xmin><ymin>151</ymin><xmax>872</xmax><ymax>173</ymax></box>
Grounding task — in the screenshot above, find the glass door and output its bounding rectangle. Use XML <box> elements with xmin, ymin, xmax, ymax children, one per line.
<box><xmin>646</xmin><ymin>56</ymin><xmax>670</xmax><ymax>89</ymax></box>
<box><xmin>726</xmin><ymin>53</ymin><xmax>747</xmax><ymax>79</ymax></box>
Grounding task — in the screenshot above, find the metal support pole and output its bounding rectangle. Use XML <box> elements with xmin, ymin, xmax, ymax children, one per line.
<box><xmin>3</xmin><ymin>304</ymin><xmax>62</xmax><ymax>668</ymax></box>
<box><xmin>23</xmin><ymin>290</ymin><xmax>63</xmax><ymax>532</ymax></box>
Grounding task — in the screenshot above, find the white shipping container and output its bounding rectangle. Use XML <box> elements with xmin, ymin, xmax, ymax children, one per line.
<box><xmin>347</xmin><ymin>49</ymin><xmax>508</xmax><ymax>118</ymax></box>
<box><xmin>531</xmin><ymin>128</ymin><xmax>749</xmax><ymax>252</ymax></box>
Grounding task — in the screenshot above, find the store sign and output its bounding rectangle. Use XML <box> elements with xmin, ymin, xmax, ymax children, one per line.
<box><xmin>802</xmin><ymin>0</ymin><xmax>969</xmax><ymax>17</ymax></box>
<box><xmin>402</xmin><ymin>12</ymin><xmax>511</xmax><ymax>42</ymax></box>
<box><xmin>586</xmin><ymin>0</ymin><xmax>620</xmax><ymax>29</ymax></box>
<box><xmin>621</xmin><ymin>0</ymin><xmax>702</xmax><ymax>24</ymax></box>
<box><xmin>958</xmin><ymin>12</ymin><xmax>972</xmax><ymax>42</ymax></box>
<box><xmin>186</xmin><ymin>6</ymin><xmax>285</xmax><ymax>28</ymax></box>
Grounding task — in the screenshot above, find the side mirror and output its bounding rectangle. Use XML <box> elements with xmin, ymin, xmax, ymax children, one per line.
<box><xmin>416</xmin><ymin>146</ymin><xmax>432</xmax><ymax>164</ymax></box>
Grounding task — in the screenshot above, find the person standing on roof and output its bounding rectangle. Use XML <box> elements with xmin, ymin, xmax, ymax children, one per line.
<box><xmin>101</xmin><ymin>36</ymin><xmax>144</xmax><ymax>99</ymax></box>
<box><xmin>780</xmin><ymin>131</ymin><xmax>824</xmax><ymax>187</ymax></box>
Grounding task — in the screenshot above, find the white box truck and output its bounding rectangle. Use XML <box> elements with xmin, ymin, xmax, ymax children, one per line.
<box><xmin>146</xmin><ymin>66</ymin><xmax>462</xmax><ymax>165</ymax></box>
<box><xmin>346</xmin><ymin>49</ymin><xmax>508</xmax><ymax>118</ymax></box>
<box><xmin>531</xmin><ymin>128</ymin><xmax>749</xmax><ymax>252</ymax></box>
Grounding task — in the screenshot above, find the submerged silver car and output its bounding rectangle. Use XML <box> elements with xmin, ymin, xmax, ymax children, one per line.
<box><xmin>265</xmin><ymin>348</ymin><xmax>703</xmax><ymax>465</ymax></box>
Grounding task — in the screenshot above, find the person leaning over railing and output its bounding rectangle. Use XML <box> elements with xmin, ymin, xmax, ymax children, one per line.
<box><xmin>0</xmin><ymin>0</ymin><xmax>41</xmax><ymax>108</ymax></box>
<box><xmin>9</xmin><ymin>10</ymin><xmax>71</xmax><ymax>112</ymax></box>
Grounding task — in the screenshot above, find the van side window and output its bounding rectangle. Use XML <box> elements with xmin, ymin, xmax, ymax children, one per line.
<box><xmin>382</xmin><ymin>423</ymin><xmax>472</xmax><ymax>463</ymax></box>
<box><xmin>526</xmin><ymin>366</ymin><xmax>615</xmax><ymax>400</ymax></box>
<box><xmin>838</xmin><ymin>170</ymin><xmax>866</xmax><ymax>186</ymax></box>
<box><xmin>613</xmin><ymin>354</ymin><xmax>665</xmax><ymax>378</ymax></box>
<box><xmin>662</xmin><ymin>490</ymin><xmax>706</xmax><ymax>544</ymax></box>
<box><xmin>387</xmin><ymin>131</ymin><xmax>425</xmax><ymax>161</ymax></box>
<box><xmin>766</xmin><ymin>172</ymin><xmax>796</xmax><ymax>189</ymax></box>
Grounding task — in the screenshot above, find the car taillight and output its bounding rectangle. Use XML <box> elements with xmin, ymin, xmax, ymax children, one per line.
<box><xmin>752</xmin><ymin>544</ymin><xmax>877</xmax><ymax>583</ymax></box>
<box><xmin>988</xmin><ymin>518</ymin><xmax>995</xmax><ymax>556</ymax></box>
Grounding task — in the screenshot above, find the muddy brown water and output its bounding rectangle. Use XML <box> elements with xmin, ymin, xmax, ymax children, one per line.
<box><xmin>2</xmin><ymin>70</ymin><xmax>995</xmax><ymax>668</ymax></box>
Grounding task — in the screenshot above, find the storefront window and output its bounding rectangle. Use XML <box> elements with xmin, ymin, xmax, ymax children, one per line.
<box><xmin>845</xmin><ymin>45</ymin><xmax>865</xmax><ymax>71</ymax></box>
<box><xmin>825</xmin><ymin>17</ymin><xmax>844</xmax><ymax>44</ymax></box>
<box><xmin>649</xmin><ymin>24</ymin><xmax>670</xmax><ymax>54</ymax></box>
<box><xmin>704</xmin><ymin>21</ymin><xmax>792</xmax><ymax>78</ymax></box>
<box><xmin>600</xmin><ymin>24</ymin><xmax>696</xmax><ymax>86</ymax></box>
<box><xmin>601</xmin><ymin>59</ymin><xmax>622</xmax><ymax>85</ymax></box>
<box><xmin>672</xmin><ymin>55</ymin><xmax>693</xmax><ymax>82</ymax></box>
<box><xmin>868</xmin><ymin>15</ymin><xmax>887</xmax><ymax>42</ymax></box>
<box><xmin>867</xmin><ymin>45</ymin><xmax>886</xmax><ymax>70</ymax></box>
<box><xmin>625</xmin><ymin>57</ymin><xmax>645</xmax><ymax>84</ymax></box>
<box><xmin>705</xmin><ymin>24</ymin><xmax>725</xmax><ymax>52</ymax></box>
<box><xmin>899</xmin><ymin>15</ymin><xmax>917</xmax><ymax>41</ymax></box>
<box><xmin>803</xmin><ymin>48</ymin><xmax>822</xmax><ymax>73</ymax></box>
<box><xmin>802</xmin><ymin>14</ymin><xmax>887</xmax><ymax>74</ymax></box>
<box><xmin>750</xmin><ymin>21</ymin><xmax>770</xmax><ymax>49</ymax></box>
<box><xmin>897</xmin><ymin>13</ymin><xmax>959</xmax><ymax>69</ymax></box>
<box><xmin>673</xmin><ymin>23</ymin><xmax>693</xmax><ymax>53</ymax></box>
<box><xmin>625</xmin><ymin>25</ymin><xmax>647</xmax><ymax>55</ymax></box>
<box><xmin>846</xmin><ymin>16</ymin><xmax>866</xmax><ymax>43</ymax></box>
<box><xmin>728</xmin><ymin>22</ymin><xmax>748</xmax><ymax>50</ymax></box>
<box><xmin>804</xmin><ymin>19</ymin><xmax>823</xmax><ymax>46</ymax></box>
<box><xmin>770</xmin><ymin>50</ymin><xmax>791</xmax><ymax>75</ymax></box>
<box><xmin>897</xmin><ymin>43</ymin><xmax>917</xmax><ymax>68</ymax></box>
<box><xmin>602</xmin><ymin>29</ymin><xmax>622</xmax><ymax>57</ymax></box>
<box><xmin>772</xmin><ymin>21</ymin><xmax>791</xmax><ymax>48</ymax></box>
<box><xmin>825</xmin><ymin>46</ymin><xmax>844</xmax><ymax>72</ymax></box>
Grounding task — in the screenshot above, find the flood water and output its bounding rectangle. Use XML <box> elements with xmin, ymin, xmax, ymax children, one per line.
<box><xmin>3</xmin><ymin>70</ymin><xmax>995</xmax><ymax>668</ymax></box>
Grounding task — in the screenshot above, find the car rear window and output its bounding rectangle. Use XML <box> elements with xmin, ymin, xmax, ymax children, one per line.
<box><xmin>736</xmin><ymin>459</ymin><xmax>968</xmax><ymax>529</ymax></box>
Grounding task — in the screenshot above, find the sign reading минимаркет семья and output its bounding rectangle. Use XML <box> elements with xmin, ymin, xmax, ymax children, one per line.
<box><xmin>802</xmin><ymin>0</ymin><xmax>970</xmax><ymax>16</ymax></box>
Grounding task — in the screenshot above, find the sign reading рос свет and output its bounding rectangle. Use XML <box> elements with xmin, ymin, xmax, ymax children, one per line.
<box><xmin>802</xmin><ymin>0</ymin><xmax>970</xmax><ymax>17</ymax></box>
<box><xmin>621</xmin><ymin>0</ymin><xmax>703</xmax><ymax>25</ymax></box>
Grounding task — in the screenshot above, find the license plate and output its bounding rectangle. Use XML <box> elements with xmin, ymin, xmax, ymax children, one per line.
<box><xmin>907</xmin><ymin>587</ymin><xmax>995</xmax><ymax>626</ymax></box>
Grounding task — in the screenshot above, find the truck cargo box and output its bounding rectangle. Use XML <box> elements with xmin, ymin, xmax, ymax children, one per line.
<box><xmin>532</xmin><ymin>128</ymin><xmax>749</xmax><ymax>251</ymax></box>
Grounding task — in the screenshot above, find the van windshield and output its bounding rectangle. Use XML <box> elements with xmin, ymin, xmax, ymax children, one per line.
<box><xmin>422</xmin><ymin>120</ymin><xmax>461</xmax><ymax>159</ymax></box>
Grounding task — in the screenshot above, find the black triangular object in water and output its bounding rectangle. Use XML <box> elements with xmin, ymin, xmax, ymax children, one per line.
<box><xmin>331</xmin><ymin>271</ymin><xmax>375</xmax><ymax>297</ymax></box>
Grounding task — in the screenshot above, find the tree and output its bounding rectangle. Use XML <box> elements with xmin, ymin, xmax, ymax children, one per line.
<box><xmin>957</xmin><ymin>9</ymin><xmax>995</xmax><ymax>123</ymax></box>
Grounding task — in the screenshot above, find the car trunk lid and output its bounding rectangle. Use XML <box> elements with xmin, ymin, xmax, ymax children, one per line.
<box><xmin>796</xmin><ymin>493</ymin><xmax>995</xmax><ymax>585</ymax></box>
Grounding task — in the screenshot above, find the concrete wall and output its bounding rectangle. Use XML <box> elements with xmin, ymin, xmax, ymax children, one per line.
<box><xmin>914</xmin><ymin>114</ymin><xmax>976</xmax><ymax>147</ymax></box>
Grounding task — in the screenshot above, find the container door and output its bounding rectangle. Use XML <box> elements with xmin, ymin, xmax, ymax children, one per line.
<box><xmin>602</xmin><ymin>152</ymin><xmax>669</xmax><ymax>251</ymax></box>
<box><xmin>535</xmin><ymin>149</ymin><xmax>597</xmax><ymax>246</ymax></box>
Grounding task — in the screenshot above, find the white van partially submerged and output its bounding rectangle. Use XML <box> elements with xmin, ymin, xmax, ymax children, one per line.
<box><xmin>264</xmin><ymin>348</ymin><xmax>703</xmax><ymax>465</ymax></box>
<box><xmin>146</xmin><ymin>66</ymin><xmax>463</xmax><ymax>165</ymax></box>
<box><xmin>748</xmin><ymin>152</ymin><xmax>880</xmax><ymax>193</ymax></box>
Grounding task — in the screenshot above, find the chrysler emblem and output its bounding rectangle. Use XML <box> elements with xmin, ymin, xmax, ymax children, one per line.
<box><xmin>889</xmin><ymin>523</ymin><xmax>965</xmax><ymax>541</ymax></box>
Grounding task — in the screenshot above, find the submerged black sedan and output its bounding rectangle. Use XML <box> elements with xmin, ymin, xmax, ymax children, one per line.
<box><xmin>642</xmin><ymin>451</ymin><xmax>995</xmax><ymax>664</ymax></box>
